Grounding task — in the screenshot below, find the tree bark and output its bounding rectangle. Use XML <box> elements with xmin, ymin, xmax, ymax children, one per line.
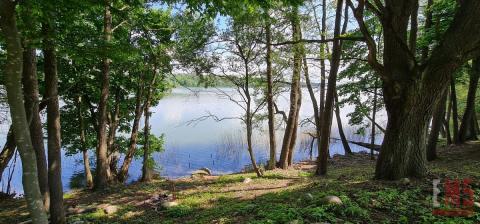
<box><xmin>0</xmin><ymin>126</ymin><xmax>16</xmax><ymax>181</ymax></box>
<box><xmin>427</xmin><ymin>91</ymin><xmax>448</xmax><ymax>161</ymax></box>
<box><xmin>42</xmin><ymin>21</ymin><xmax>66</xmax><ymax>223</ymax></box>
<box><xmin>22</xmin><ymin>45</ymin><xmax>50</xmax><ymax>210</ymax></box>
<box><xmin>451</xmin><ymin>76</ymin><xmax>460</xmax><ymax>144</ymax></box>
<box><xmin>279</xmin><ymin>6</ymin><xmax>302</xmax><ymax>169</ymax></box>
<box><xmin>316</xmin><ymin>0</ymin><xmax>344</xmax><ymax>175</ymax></box>
<box><xmin>458</xmin><ymin>58</ymin><xmax>480</xmax><ymax>142</ymax></box>
<box><xmin>334</xmin><ymin>93</ymin><xmax>353</xmax><ymax>155</ymax></box>
<box><xmin>0</xmin><ymin>0</ymin><xmax>49</xmax><ymax>222</ymax></box>
<box><xmin>118</xmin><ymin>75</ymin><xmax>145</xmax><ymax>183</ymax></box>
<box><xmin>78</xmin><ymin>96</ymin><xmax>93</xmax><ymax>189</ymax></box>
<box><xmin>95</xmin><ymin>0</ymin><xmax>113</xmax><ymax>190</ymax></box>
<box><xmin>264</xmin><ymin>10</ymin><xmax>277</xmax><ymax>170</ymax></box>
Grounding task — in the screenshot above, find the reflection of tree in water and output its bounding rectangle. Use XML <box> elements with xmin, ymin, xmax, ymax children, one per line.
<box><xmin>215</xmin><ymin>131</ymin><xmax>245</xmax><ymax>167</ymax></box>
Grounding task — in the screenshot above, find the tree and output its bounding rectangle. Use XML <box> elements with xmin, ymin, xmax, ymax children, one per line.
<box><xmin>0</xmin><ymin>0</ymin><xmax>49</xmax><ymax>222</ymax></box>
<box><xmin>458</xmin><ymin>58</ymin><xmax>480</xmax><ymax>142</ymax></box>
<box><xmin>95</xmin><ymin>0</ymin><xmax>114</xmax><ymax>189</ymax></box>
<box><xmin>42</xmin><ymin>17</ymin><xmax>66</xmax><ymax>222</ymax></box>
<box><xmin>348</xmin><ymin>0</ymin><xmax>480</xmax><ymax>179</ymax></box>
<box><xmin>279</xmin><ymin>6</ymin><xmax>303</xmax><ymax>169</ymax></box>
<box><xmin>316</xmin><ymin>0</ymin><xmax>345</xmax><ymax>175</ymax></box>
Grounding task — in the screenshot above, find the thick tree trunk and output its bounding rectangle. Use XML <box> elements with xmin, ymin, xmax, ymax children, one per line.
<box><xmin>95</xmin><ymin>0</ymin><xmax>112</xmax><ymax>190</ymax></box>
<box><xmin>0</xmin><ymin>126</ymin><xmax>16</xmax><ymax>181</ymax></box>
<box><xmin>458</xmin><ymin>58</ymin><xmax>480</xmax><ymax>142</ymax></box>
<box><xmin>316</xmin><ymin>0</ymin><xmax>344</xmax><ymax>175</ymax></box>
<box><xmin>78</xmin><ymin>96</ymin><xmax>93</xmax><ymax>189</ymax></box>
<box><xmin>375</xmin><ymin>83</ymin><xmax>432</xmax><ymax>179</ymax></box>
<box><xmin>0</xmin><ymin>1</ymin><xmax>49</xmax><ymax>222</ymax></box>
<box><xmin>22</xmin><ymin>46</ymin><xmax>50</xmax><ymax>210</ymax></box>
<box><xmin>279</xmin><ymin>6</ymin><xmax>302</xmax><ymax>169</ymax></box>
<box><xmin>451</xmin><ymin>77</ymin><xmax>460</xmax><ymax>143</ymax></box>
<box><xmin>43</xmin><ymin>22</ymin><xmax>66</xmax><ymax>223</ymax></box>
<box><xmin>264</xmin><ymin>10</ymin><xmax>276</xmax><ymax>170</ymax></box>
<box><xmin>334</xmin><ymin>93</ymin><xmax>353</xmax><ymax>155</ymax></box>
<box><xmin>118</xmin><ymin>76</ymin><xmax>144</xmax><ymax>182</ymax></box>
<box><xmin>427</xmin><ymin>92</ymin><xmax>447</xmax><ymax>161</ymax></box>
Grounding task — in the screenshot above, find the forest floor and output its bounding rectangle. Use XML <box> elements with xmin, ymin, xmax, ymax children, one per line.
<box><xmin>1</xmin><ymin>141</ymin><xmax>480</xmax><ymax>224</ymax></box>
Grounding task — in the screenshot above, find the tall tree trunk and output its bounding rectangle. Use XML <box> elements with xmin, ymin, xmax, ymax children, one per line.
<box><xmin>279</xmin><ymin>6</ymin><xmax>302</xmax><ymax>169</ymax></box>
<box><xmin>334</xmin><ymin>93</ymin><xmax>353</xmax><ymax>155</ymax></box>
<box><xmin>0</xmin><ymin>1</ymin><xmax>49</xmax><ymax>222</ymax></box>
<box><xmin>319</xmin><ymin>0</ymin><xmax>327</xmax><ymax>123</ymax></box>
<box><xmin>316</xmin><ymin>0</ymin><xmax>344</xmax><ymax>175</ymax></box>
<box><xmin>0</xmin><ymin>126</ymin><xmax>16</xmax><ymax>181</ymax></box>
<box><xmin>444</xmin><ymin>88</ymin><xmax>452</xmax><ymax>145</ymax></box>
<box><xmin>118</xmin><ymin>76</ymin><xmax>144</xmax><ymax>182</ymax></box>
<box><xmin>95</xmin><ymin>0</ymin><xmax>113</xmax><ymax>190</ymax></box>
<box><xmin>427</xmin><ymin>91</ymin><xmax>448</xmax><ymax>161</ymax></box>
<box><xmin>141</xmin><ymin>66</ymin><xmax>158</xmax><ymax>182</ymax></box>
<box><xmin>451</xmin><ymin>76</ymin><xmax>460</xmax><ymax>143</ymax></box>
<box><xmin>22</xmin><ymin>46</ymin><xmax>50</xmax><ymax>210</ymax></box>
<box><xmin>264</xmin><ymin>10</ymin><xmax>277</xmax><ymax>170</ymax></box>
<box><xmin>107</xmin><ymin>89</ymin><xmax>121</xmax><ymax>178</ymax></box>
<box><xmin>42</xmin><ymin>21</ymin><xmax>66</xmax><ymax>223</ymax></box>
<box><xmin>458</xmin><ymin>58</ymin><xmax>480</xmax><ymax>142</ymax></box>
<box><xmin>303</xmin><ymin>54</ymin><xmax>323</xmax><ymax>160</ymax></box>
<box><xmin>78</xmin><ymin>96</ymin><xmax>93</xmax><ymax>189</ymax></box>
<box><xmin>370</xmin><ymin>80</ymin><xmax>378</xmax><ymax>160</ymax></box>
<box><xmin>141</xmin><ymin>105</ymin><xmax>153</xmax><ymax>182</ymax></box>
<box><xmin>287</xmin><ymin>95</ymin><xmax>301</xmax><ymax>166</ymax></box>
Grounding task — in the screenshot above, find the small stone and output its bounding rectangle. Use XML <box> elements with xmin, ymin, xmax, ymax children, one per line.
<box><xmin>474</xmin><ymin>202</ymin><xmax>480</xmax><ymax>209</ymax></box>
<box><xmin>161</xmin><ymin>201</ymin><xmax>179</xmax><ymax>208</ymax></box>
<box><xmin>306</xmin><ymin>193</ymin><xmax>314</xmax><ymax>200</ymax></box>
<box><xmin>103</xmin><ymin>205</ymin><xmax>118</xmax><ymax>215</ymax></box>
<box><xmin>400</xmin><ymin>178</ymin><xmax>410</xmax><ymax>185</ymax></box>
<box><xmin>287</xmin><ymin>220</ymin><xmax>301</xmax><ymax>224</ymax></box>
<box><xmin>243</xmin><ymin>177</ymin><xmax>252</xmax><ymax>184</ymax></box>
<box><xmin>71</xmin><ymin>221</ymin><xmax>85</xmax><ymax>224</ymax></box>
<box><xmin>321</xmin><ymin>195</ymin><xmax>343</xmax><ymax>205</ymax></box>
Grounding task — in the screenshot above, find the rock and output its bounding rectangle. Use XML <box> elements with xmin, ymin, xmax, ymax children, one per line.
<box><xmin>287</xmin><ymin>220</ymin><xmax>301</xmax><ymax>224</ymax></box>
<box><xmin>321</xmin><ymin>195</ymin><xmax>343</xmax><ymax>205</ymax></box>
<box><xmin>161</xmin><ymin>201</ymin><xmax>179</xmax><ymax>208</ymax></box>
<box><xmin>243</xmin><ymin>177</ymin><xmax>252</xmax><ymax>184</ymax></box>
<box><xmin>191</xmin><ymin>168</ymin><xmax>211</xmax><ymax>177</ymax></box>
<box><xmin>400</xmin><ymin>178</ymin><xmax>410</xmax><ymax>185</ymax></box>
<box><xmin>103</xmin><ymin>205</ymin><xmax>118</xmax><ymax>215</ymax></box>
<box><xmin>199</xmin><ymin>167</ymin><xmax>212</xmax><ymax>175</ymax></box>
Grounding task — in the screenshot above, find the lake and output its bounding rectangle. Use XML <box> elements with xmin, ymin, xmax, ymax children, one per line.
<box><xmin>0</xmin><ymin>87</ymin><xmax>385</xmax><ymax>195</ymax></box>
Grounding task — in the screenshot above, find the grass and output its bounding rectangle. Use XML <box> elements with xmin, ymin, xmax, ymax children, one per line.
<box><xmin>1</xmin><ymin>141</ymin><xmax>480</xmax><ymax>223</ymax></box>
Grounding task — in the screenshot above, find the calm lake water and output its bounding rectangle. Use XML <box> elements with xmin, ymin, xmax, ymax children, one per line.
<box><xmin>0</xmin><ymin>87</ymin><xmax>385</xmax><ymax>195</ymax></box>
